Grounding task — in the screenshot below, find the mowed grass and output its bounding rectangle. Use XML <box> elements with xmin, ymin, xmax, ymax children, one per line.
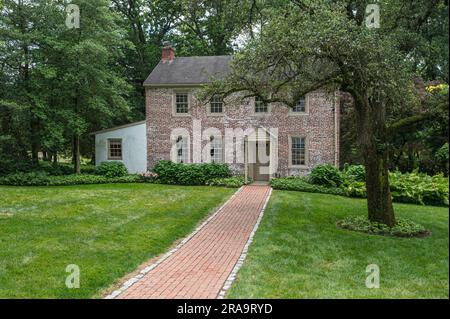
<box><xmin>0</xmin><ymin>183</ymin><xmax>235</xmax><ymax>298</ymax></box>
<box><xmin>228</xmin><ymin>191</ymin><xmax>449</xmax><ymax>299</ymax></box>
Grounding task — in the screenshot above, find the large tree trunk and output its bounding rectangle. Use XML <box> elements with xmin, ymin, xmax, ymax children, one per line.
<box><xmin>73</xmin><ymin>136</ymin><xmax>81</xmax><ymax>174</ymax></box>
<box><xmin>362</xmin><ymin>139</ymin><xmax>396</xmax><ymax>226</ymax></box>
<box><xmin>354</xmin><ymin>93</ymin><xmax>396</xmax><ymax>226</ymax></box>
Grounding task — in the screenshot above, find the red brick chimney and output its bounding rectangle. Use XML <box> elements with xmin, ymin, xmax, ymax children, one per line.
<box><xmin>161</xmin><ymin>41</ymin><xmax>175</xmax><ymax>63</ymax></box>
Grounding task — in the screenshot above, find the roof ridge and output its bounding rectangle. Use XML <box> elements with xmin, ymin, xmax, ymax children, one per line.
<box><xmin>174</xmin><ymin>55</ymin><xmax>233</xmax><ymax>58</ymax></box>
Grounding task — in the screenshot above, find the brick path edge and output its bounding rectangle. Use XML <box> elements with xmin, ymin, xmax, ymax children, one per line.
<box><xmin>104</xmin><ymin>186</ymin><xmax>245</xmax><ymax>299</ymax></box>
<box><xmin>217</xmin><ymin>187</ymin><xmax>273</xmax><ymax>299</ymax></box>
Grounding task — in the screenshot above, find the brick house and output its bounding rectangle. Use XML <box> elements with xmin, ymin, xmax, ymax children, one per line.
<box><xmin>142</xmin><ymin>43</ymin><xmax>340</xmax><ymax>182</ymax></box>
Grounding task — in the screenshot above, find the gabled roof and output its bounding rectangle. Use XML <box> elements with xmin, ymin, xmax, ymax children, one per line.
<box><xmin>144</xmin><ymin>56</ymin><xmax>232</xmax><ymax>86</ymax></box>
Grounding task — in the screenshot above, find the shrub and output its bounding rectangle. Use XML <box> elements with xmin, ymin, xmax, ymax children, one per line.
<box><xmin>341</xmin><ymin>180</ymin><xmax>367</xmax><ymax>198</ymax></box>
<box><xmin>206</xmin><ymin>176</ymin><xmax>249</xmax><ymax>188</ymax></box>
<box><xmin>389</xmin><ymin>171</ymin><xmax>449</xmax><ymax>206</ymax></box>
<box><xmin>337</xmin><ymin>216</ymin><xmax>429</xmax><ymax>237</ymax></box>
<box><xmin>0</xmin><ymin>159</ymin><xmax>97</xmax><ymax>177</ymax></box>
<box><xmin>342</xmin><ymin>164</ymin><xmax>366</xmax><ymax>182</ymax></box>
<box><xmin>309</xmin><ymin>164</ymin><xmax>343</xmax><ymax>187</ymax></box>
<box><xmin>272</xmin><ymin>170</ymin><xmax>448</xmax><ymax>207</ymax></box>
<box><xmin>153</xmin><ymin>160</ymin><xmax>231</xmax><ymax>185</ymax></box>
<box><xmin>95</xmin><ymin>161</ymin><xmax>128</xmax><ymax>178</ymax></box>
<box><xmin>0</xmin><ymin>158</ymin><xmax>34</xmax><ymax>176</ymax></box>
<box><xmin>0</xmin><ymin>172</ymin><xmax>142</xmax><ymax>186</ymax></box>
<box><xmin>0</xmin><ymin>172</ymin><xmax>51</xmax><ymax>186</ymax></box>
<box><xmin>270</xmin><ymin>177</ymin><xmax>345</xmax><ymax>196</ymax></box>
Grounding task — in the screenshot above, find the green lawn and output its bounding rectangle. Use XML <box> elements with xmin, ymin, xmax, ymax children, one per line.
<box><xmin>228</xmin><ymin>191</ymin><xmax>449</xmax><ymax>299</ymax></box>
<box><xmin>0</xmin><ymin>183</ymin><xmax>235</xmax><ymax>298</ymax></box>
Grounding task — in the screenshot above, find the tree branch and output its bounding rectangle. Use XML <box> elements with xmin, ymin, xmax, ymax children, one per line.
<box><xmin>386</xmin><ymin>112</ymin><xmax>433</xmax><ymax>136</ymax></box>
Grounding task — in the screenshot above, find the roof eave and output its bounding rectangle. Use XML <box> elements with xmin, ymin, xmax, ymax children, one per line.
<box><xmin>143</xmin><ymin>83</ymin><xmax>206</xmax><ymax>88</ymax></box>
<box><xmin>90</xmin><ymin>120</ymin><xmax>146</xmax><ymax>135</ymax></box>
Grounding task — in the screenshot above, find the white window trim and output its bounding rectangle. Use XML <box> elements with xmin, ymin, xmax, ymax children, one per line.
<box><xmin>172</xmin><ymin>90</ymin><xmax>191</xmax><ymax>117</ymax></box>
<box><xmin>252</xmin><ymin>96</ymin><xmax>271</xmax><ymax>116</ymax></box>
<box><xmin>289</xmin><ymin>94</ymin><xmax>310</xmax><ymax>116</ymax></box>
<box><xmin>107</xmin><ymin>138</ymin><xmax>123</xmax><ymax>160</ymax></box>
<box><xmin>288</xmin><ymin>135</ymin><xmax>309</xmax><ymax>168</ymax></box>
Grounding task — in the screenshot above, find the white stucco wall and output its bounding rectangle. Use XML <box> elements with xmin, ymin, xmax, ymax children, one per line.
<box><xmin>95</xmin><ymin>122</ymin><xmax>147</xmax><ymax>174</ymax></box>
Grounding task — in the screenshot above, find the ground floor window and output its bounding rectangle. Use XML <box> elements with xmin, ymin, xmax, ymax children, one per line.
<box><xmin>108</xmin><ymin>138</ymin><xmax>122</xmax><ymax>160</ymax></box>
<box><xmin>175</xmin><ymin>136</ymin><xmax>189</xmax><ymax>163</ymax></box>
<box><xmin>209</xmin><ymin>136</ymin><xmax>223</xmax><ymax>163</ymax></box>
<box><xmin>290</xmin><ymin>136</ymin><xmax>306</xmax><ymax>166</ymax></box>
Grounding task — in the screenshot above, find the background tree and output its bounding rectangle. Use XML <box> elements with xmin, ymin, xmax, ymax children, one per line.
<box><xmin>52</xmin><ymin>0</ymin><xmax>131</xmax><ymax>173</ymax></box>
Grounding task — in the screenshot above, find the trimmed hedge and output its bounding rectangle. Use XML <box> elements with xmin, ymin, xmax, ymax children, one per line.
<box><xmin>0</xmin><ymin>172</ymin><xmax>142</xmax><ymax>186</ymax></box>
<box><xmin>153</xmin><ymin>160</ymin><xmax>231</xmax><ymax>185</ymax></box>
<box><xmin>272</xmin><ymin>167</ymin><xmax>449</xmax><ymax>207</ymax></box>
<box><xmin>270</xmin><ymin>177</ymin><xmax>346</xmax><ymax>196</ymax></box>
<box><xmin>206</xmin><ymin>176</ymin><xmax>249</xmax><ymax>188</ymax></box>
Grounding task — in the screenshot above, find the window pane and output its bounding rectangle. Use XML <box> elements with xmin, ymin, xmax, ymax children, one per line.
<box><xmin>291</xmin><ymin>137</ymin><xmax>305</xmax><ymax>165</ymax></box>
<box><xmin>210</xmin><ymin>95</ymin><xmax>223</xmax><ymax>113</ymax></box>
<box><xmin>176</xmin><ymin>136</ymin><xmax>188</xmax><ymax>163</ymax></box>
<box><xmin>176</xmin><ymin>93</ymin><xmax>189</xmax><ymax>113</ymax></box>
<box><xmin>255</xmin><ymin>96</ymin><xmax>268</xmax><ymax>113</ymax></box>
<box><xmin>108</xmin><ymin>139</ymin><xmax>122</xmax><ymax>160</ymax></box>
<box><xmin>210</xmin><ymin>136</ymin><xmax>223</xmax><ymax>163</ymax></box>
<box><xmin>292</xmin><ymin>96</ymin><xmax>306</xmax><ymax>112</ymax></box>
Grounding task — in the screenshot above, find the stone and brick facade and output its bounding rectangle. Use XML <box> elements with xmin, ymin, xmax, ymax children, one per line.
<box><xmin>144</xmin><ymin>44</ymin><xmax>339</xmax><ymax>180</ymax></box>
<box><xmin>145</xmin><ymin>86</ymin><xmax>339</xmax><ymax>178</ymax></box>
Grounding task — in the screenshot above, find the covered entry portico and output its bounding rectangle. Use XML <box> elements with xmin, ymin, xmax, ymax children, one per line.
<box><xmin>244</xmin><ymin>127</ymin><xmax>278</xmax><ymax>183</ymax></box>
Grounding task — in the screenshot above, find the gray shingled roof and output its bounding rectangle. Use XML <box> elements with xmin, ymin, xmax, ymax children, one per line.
<box><xmin>143</xmin><ymin>56</ymin><xmax>232</xmax><ymax>85</ymax></box>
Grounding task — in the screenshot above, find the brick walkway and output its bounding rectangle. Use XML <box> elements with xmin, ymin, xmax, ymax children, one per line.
<box><xmin>110</xmin><ymin>185</ymin><xmax>271</xmax><ymax>299</ymax></box>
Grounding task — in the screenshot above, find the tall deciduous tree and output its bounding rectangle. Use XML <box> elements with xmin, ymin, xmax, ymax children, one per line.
<box><xmin>203</xmin><ymin>0</ymin><xmax>448</xmax><ymax>226</ymax></box>
<box><xmin>50</xmin><ymin>0</ymin><xmax>131</xmax><ymax>173</ymax></box>
<box><xmin>0</xmin><ymin>0</ymin><xmax>47</xmax><ymax>166</ymax></box>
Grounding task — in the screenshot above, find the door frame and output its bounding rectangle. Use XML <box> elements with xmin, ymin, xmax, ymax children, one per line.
<box><xmin>244</xmin><ymin>128</ymin><xmax>277</xmax><ymax>183</ymax></box>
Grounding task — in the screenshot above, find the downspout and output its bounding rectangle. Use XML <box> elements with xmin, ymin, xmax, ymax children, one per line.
<box><xmin>244</xmin><ymin>136</ymin><xmax>248</xmax><ymax>184</ymax></box>
<box><xmin>333</xmin><ymin>91</ymin><xmax>339</xmax><ymax>167</ymax></box>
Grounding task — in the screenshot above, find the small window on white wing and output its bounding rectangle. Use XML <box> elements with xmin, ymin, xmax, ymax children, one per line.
<box><xmin>108</xmin><ymin>139</ymin><xmax>122</xmax><ymax>160</ymax></box>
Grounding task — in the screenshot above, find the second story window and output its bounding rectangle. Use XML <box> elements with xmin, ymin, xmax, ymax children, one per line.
<box><xmin>175</xmin><ymin>93</ymin><xmax>189</xmax><ymax>114</ymax></box>
<box><xmin>254</xmin><ymin>96</ymin><xmax>268</xmax><ymax>113</ymax></box>
<box><xmin>292</xmin><ymin>96</ymin><xmax>306</xmax><ymax>113</ymax></box>
<box><xmin>210</xmin><ymin>95</ymin><xmax>223</xmax><ymax>114</ymax></box>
